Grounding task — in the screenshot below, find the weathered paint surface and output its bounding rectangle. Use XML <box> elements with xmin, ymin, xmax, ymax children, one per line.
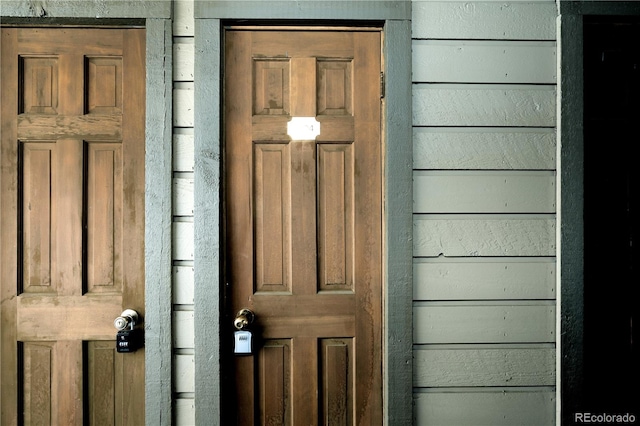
<box><xmin>411</xmin><ymin>0</ymin><xmax>558</xmax><ymax>424</ymax></box>
<box><xmin>414</xmin><ymin>127</ymin><xmax>556</xmax><ymax>170</ymax></box>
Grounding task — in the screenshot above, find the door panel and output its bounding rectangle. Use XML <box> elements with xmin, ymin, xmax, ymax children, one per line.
<box><xmin>1</xmin><ymin>28</ymin><xmax>145</xmax><ymax>425</ymax></box>
<box><xmin>224</xmin><ymin>29</ymin><xmax>382</xmax><ymax>425</ymax></box>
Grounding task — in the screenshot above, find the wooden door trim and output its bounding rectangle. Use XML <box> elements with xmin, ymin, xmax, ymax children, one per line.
<box><xmin>194</xmin><ymin>19</ymin><xmax>412</xmax><ymax>424</ymax></box>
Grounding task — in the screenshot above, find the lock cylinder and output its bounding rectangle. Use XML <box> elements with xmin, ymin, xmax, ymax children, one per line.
<box><xmin>114</xmin><ymin>309</ymin><xmax>139</xmax><ymax>331</ymax></box>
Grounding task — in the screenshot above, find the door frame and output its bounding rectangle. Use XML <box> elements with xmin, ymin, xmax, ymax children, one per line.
<box><xmin>193</xmin><ymin>2</ymin><xmax>413</xmax><ymax>424</ymax></box>
<box><xmin>1</xmin><ymin>4</ymin><xmax>174</xmax><ymax>425</ymax></box>
<box><xmin>559</xmin><ymin>1</ymin><xmax>640</xmax><ymax>424</ymax></box>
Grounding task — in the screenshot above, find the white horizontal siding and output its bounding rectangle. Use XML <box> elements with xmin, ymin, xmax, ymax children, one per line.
<box><xmin>173</xmin><ymin>177</ymin><xmax>195</xmax><ymax>216</ymax></box>
<box><xmin>173</xmin><ymin>311</ymin><xmax>195</xmax><ymax>349</ymax></box>
<box><xmin>413</xmin><ymin>215</ymin><xmax>556</xmax><ymax>257</ymax></box>
<box><xmin>413</xmin><ymin>84</ymin><xmax>556</xmax><ymax>127</ymax></box>
<box><xmin>411</xmin><ymin>2</ymin><xmax>558</xmax><ymax>423</ymax></box>
<box><xmin>175</xmin><ymin>399</ymin><xmax>196</xmax><ymax>425</ymax></box>
<box><xmin>173</xmin><ymin>222</ymin><xmax>194</xmax><ymax>260</ymax></box>
<box><xmin>412</xmin><ymin>1</ymin><xmax>557</xmax><ymax>40</ymax></box>
<box><xmin>173</xmin><ymin>266</ymin><xmax>195</xmax><ymax>305</ymax></box>
<box><xmin>414</xmin><ymin>346</ymin><xmax>555</xmax><ymax>387</ymax></box>
<box><xmin>414</xmin><ymin>391</ymin><xmax>556</xmax><ymax>426</ymax></box>
<box><xmin>174</xmin><ymin>41</ymin><xmax>195</xmax><ymax>82</ymax></box>
<box><xmin>413</xmin><ymin>40</ymin><xmax>556</xmax><ymax>84</ymax></box>
<box><xmin>174</xmin><ymin>83</ymin><xmax>194</xmax><ymax>127</ymax></box>
<box><xmin>173</xmin><ymin>0</ymin><xmax>194</xmax><ymax>37</ymax></box>
<box><xmin>173</xmin><ymin>133</ymin><xmax>195</xmax><ymax>172</ymax></box>
<box><xmin>175</xmin><ymin>354</ymin><xmax>195</xmax><ymax>393</ymax></box>
<box><xmin>413</xmin><ymin>171</ymin><xmax>556</xmax><ymax>213</ymax></box>
<box><xmin>413</xmin><ymin>127</ymin><xmax>556</xmax><ymax>170</ymax></box>
<box><xmin>413</xmin><ymin>258</ymin><xmax>556</xmax><ymax>301</ymax></box>
<box><xmin>172</xmin><ymin>0</ymin><xmax>196</xmax><ymax>423</ymax></box>
<box><xmin>414</xmin><ymin>304</ymin><xmax>556</xmax><ymax>344</ymax></box>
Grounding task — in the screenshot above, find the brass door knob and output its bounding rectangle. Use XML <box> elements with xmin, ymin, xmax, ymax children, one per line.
<box><xmin>234</xmin><ymin>309</ymin><xmax>255</xmax><ymax>330</ymax></box>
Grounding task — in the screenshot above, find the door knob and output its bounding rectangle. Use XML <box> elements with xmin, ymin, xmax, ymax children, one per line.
<box><xmin>114</xmin><ymin>309</ymin><xmax>139</xmax><ymax>331</ymax></box>
<box><xmin>234</xmin><ymin>308</ymin><xmax>255</xmax><ymax>330</ymax></box>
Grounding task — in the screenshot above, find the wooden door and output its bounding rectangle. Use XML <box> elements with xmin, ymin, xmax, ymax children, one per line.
<box><xmin>224</xmin><ymin>29</ymin><xmax>383</xmax><ymax>425</ymax></box>
<box><xmin>1</xmin><ymin>28</ymin><xmax>145</xmax><ymax>425</ymax></box>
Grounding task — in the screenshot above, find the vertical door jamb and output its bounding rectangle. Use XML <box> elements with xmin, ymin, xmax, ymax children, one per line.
<box><xmin>144</xmin><ymin>17</ymin><xmax>174</xmax><ymax>426</ymax></box>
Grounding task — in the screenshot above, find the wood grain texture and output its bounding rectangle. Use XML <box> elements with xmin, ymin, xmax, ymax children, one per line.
<box><xmin>318</xmin><ymin>144</ymin><xmax>354</xmax><ymax>291</ymax></box>
<box><xmin>87</xmin><ymin>341</ymin><xmax>122</xmax><ymax>426</ymax></box>
<box><xmin>225</xmin><ymin>29</ymin><xmax>382</xmax><ymax>424</ymax></box>
<box><xmin>21</xmin><ymin>143</ymin><xmax>54</xmax><ymax>293</ymax></box>
<box><xmin>2</xmin><ymin>28</ymin><xmax>146</xmax><ymax>426</ymax></box>
<box><xmin>414</xmin><ymin>391</ymin><xmax>556</xmax><ymax>426</ymax></box>
<box><xmin>413</xmin><ymin>171</ymin><xmax>556</xmax><ymax>214</ymax></box>
<box><xmin>412</xmin><ymin>1</ymin><xmax>557</xmax><ymax>40</ymax></box>
<box><xmin>414</xmin><ymin>258</ymin><xmax>556</xmax><ymax>301</ymax></box>
<box><xmin>413</xmin><ymin>84</ymin><xmax>556</xmax><ymax>127</ymax></box>
<box><xmin>414</xmin><ymin>304</ymin><xmax>556</xmax><ymax>344</ymax></box>
<box><xmin>23</xmin><ymin>342</ymin><xmax>54</xmax><ymax>425</ymax></box>
<box><xmin>414</xmin><ymin>347</ymin><xmax>556</xmax><ymax>387</ymax></box>
<box><xmin>17</xmin><ymin>295</ymin><xmax>123</xmax><ymax>340</ymax></box>
<box><xmin>260</xmin><ymin>341</ymin><xmax>291</xmax><ymax>424</ymax></box>
<box><xmin>320</xmin><ymin>339</ymin><xmax>353</xmax><ymax>426</ymax></box>
<box><xmin>413</xmin><ymin>40</ymin><xmax>556</xmax><ymax>84</ymax></box>
<box><xmin>18</xmin><ymin>115</ymin><xmax>122</xmax><ymax>140</ymax></box>
<box><xmin>1</xmin><ymin>28</ymin><xmax>21</xmax><ymax>425</ymax></box>
<box><xmin>254</xmin><ymin>143</ymin><xmax>291</xmax><ymax>292</ymax></box>
<box><xmin>413</xmin><ymin>127</ymin><xmax>556</xmax><ymax>170</ymax></box>
<box><xmin>87</xmin><ymin>143</ymin><xmax>123</xmax><ymax>293</ymax></box>
<box><xmin>413</xmin><ymin>215</ymin><xmax>556</xmax><ymax>257</ymax></box>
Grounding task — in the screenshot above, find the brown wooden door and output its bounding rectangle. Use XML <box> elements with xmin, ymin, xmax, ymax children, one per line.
<box><xmin>1</xmin><ymin>28</ymin><xmax>145</xmax><ymax>425</ymax></box>
<box><xmin>224</xmin><ymin>29</ymin><xmax>383</xmax><ymax>425</ymax></box>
